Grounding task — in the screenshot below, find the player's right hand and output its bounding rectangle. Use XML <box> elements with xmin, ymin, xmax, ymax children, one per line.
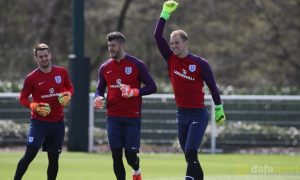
<box><xmin>30</xmin><ymin>102</ymin><xmax>51</xmax><ymax>117</ymax></box>
<box><xmin>160</xmin><ymin>0</ymin><xmax>179</xmax><ymax>20</ymax></box>
<box><xmin>94</xmin><ymin>96</ymin><xmax>104</xmax><ymax>109</ymax></box>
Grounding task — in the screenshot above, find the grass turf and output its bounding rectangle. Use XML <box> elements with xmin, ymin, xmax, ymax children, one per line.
<box><xmin>1</xmin><ymin>152</ymin><xmax>299</xmax><ymax>180</ymax></box>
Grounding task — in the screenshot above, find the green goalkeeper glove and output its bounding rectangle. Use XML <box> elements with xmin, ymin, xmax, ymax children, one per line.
<box><xmin>160</xmin><ymin>0</ymin><xmax>179</xmax><ymax>20</ymax></box>
<box><xmin>215</xmin><ymin>104</ymin><xmax>226</xmax><ymax>124</ymax></box>
<box><xmin>30</xmin><ymin>102</ymin><xmax>51</xmax><ymax>117</ymax></box>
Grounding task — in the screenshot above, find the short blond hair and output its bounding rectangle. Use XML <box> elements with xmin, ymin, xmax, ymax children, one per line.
<box><xmin>33</xmin><ymin>43</ymin><xmax>50</xmax><ymax>56</ymax></box>
<box><xmin>170</xmin><ymin>30</ymin><xmax>188</xmax><ymax>41</ymax></box>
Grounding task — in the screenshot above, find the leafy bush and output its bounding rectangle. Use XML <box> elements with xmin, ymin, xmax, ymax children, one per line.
<box><xmin>172</xmin><ymin>121</ymin><xmax>300</xmax><ymax>152</ymax></box>
<box><xmin>0</xmin><ymin>120</ymin><xmax>28</xmax><ymax>146</ymax></box>
<box><xmin>0</xmin><ymin>80</ymin><xmax>23</xmax><ymax>92</ymax></box>
<box><xmin>219</xmin><ymin>85</ymin><xmax>300</xmax><ymax>95</ymax></box>
<box><xmin>205</xmin><ymin>121</ymin><xmax>300</xmax><ymax>151</ymax></box>
<box><xmin>0</xmin><ymin>120</ymin><xmax>108</xmax><ymax>147</ymax></box>
<box><xmin>1</xmin><ymin>120</ymin><xmax>299</xmax><ymax>151</ymax></box>
<box><xmin>93</xmin><ymin>127</ymin><xmax>108</xmax><ymax>145</ymax></box>
<box><xmin>1</xmin><ymin>79</ymin><xmax>299</xmax><ymax>95</ymax></box>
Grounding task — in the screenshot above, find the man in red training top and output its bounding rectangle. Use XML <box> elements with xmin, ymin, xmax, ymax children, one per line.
<box><xmin>94</xmin><ymin>32</ymin><xmax>157</xmax><ymax>180</ymax></box>
<box><xmin>14</xmin><ymin>43</ymin><xmax>73</xmax><ymax>180</ymax></box>
<box><xmin>154</xmin><ymin>1</ymin><xmax>226</xmax><ymax>180</ymax></box>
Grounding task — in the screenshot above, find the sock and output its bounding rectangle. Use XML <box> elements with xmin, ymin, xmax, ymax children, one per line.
<box><xmin>133</xmin><ymin>168</ymin><xmax>141</xmax><ymax>175</ymax></box>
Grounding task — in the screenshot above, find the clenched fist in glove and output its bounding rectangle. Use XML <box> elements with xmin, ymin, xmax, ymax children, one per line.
<box><xmin>120</xmin><ymin>84</ymin><xmax>139</xmax><ymax>98</ymax></box>
<box><xmin>30</xmin><ymin>102</ymin><xmax>51</xmax><ymax>117</ymax></box>
<box><xmin>94</xmin><ymin>96</ymin><xmax>105</xmax><ymax>109</ymax></box>
<box><xmin>215</xmin><ymin>104</ymin><xmax>226</xmax><ymax>125</ymax></box>
<box><xmin>160</xmin><ymin>0</ymin><xmax>179</xmax><ymax>20</ymax></box>
<box><xmin>58</xmin><ymin>92</ymin><xmax>71</xmax><ymax>107</ymax></box>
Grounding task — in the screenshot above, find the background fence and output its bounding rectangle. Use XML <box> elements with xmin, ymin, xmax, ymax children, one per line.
<box><xmin>1</xmin><ymin>93</ymin><xmax>300</xmax><ymax>153</ymax></box>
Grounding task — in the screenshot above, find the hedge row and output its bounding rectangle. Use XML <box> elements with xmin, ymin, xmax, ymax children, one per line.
<box><xmin>0</xmin><ymin>120</ymin><xmax>299</xmax><ymax>150</ymax></box>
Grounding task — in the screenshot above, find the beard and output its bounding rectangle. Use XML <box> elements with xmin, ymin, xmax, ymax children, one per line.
<box><xmin>39</xmin><ymin>60</ymin><xmax>51</xmax><ymax>69</ymax></box>
<box><xmin>109</xmin><ymin>50</ymin><xmax>122</xmax><ymax>59</ymax></box>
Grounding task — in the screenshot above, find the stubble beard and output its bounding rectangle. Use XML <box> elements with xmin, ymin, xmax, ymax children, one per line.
<box><xmin>110</xmin><ymin>50</ymin><xmax>121</xmax><ymax>59</ymax></box>
<box><xmin>39</xmin><ymin>60</ymin><xmax>51</xmax><ymax>70</ymax></box>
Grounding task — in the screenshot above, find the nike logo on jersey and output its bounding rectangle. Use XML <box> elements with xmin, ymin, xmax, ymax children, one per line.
<box><xmin>107</xmin><ymin>71</ymin><xmax>112</xmax><ymax>74</ymax></box>
<box><xmin>192</xmin><ymin>121</ymin><xmax>199</xmax><ymax>125</ymax></box>
<box><xmin>38</xmin><ymin>82</ymin><xmax>45</xmax><ymax>85</ymax></box>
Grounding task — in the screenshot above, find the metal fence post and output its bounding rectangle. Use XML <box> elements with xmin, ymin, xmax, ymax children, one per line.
<box><xmin>88</xmin><ymin>94</ymin><xmax>94</xmax><ymax>152</ymax></box>
<box><xmin>210</xmin><ymin>100</ymin><xmax>216</xmax><ymax>154</ymax></box>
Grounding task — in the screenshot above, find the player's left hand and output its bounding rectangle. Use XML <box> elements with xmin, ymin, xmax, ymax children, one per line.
<box><xmin>120</xmin><ymin>84</ymin><xmax>139</xmax><ymax>98</ymax></box>
<box><xmin>215</xmin><ymin>104</ymin><xmax>226</xmax><ymax>125</ymax></box>
<box><xmin>58</xmin><ymin>92</ymin><xmax>71</xmax><ymax>106</ymax></box>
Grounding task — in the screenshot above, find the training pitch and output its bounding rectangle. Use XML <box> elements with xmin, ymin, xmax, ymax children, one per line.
<box><xmin>1</xmin><ymin>151</ymin><xmax>299</xmax><ymax>180</ymax></box>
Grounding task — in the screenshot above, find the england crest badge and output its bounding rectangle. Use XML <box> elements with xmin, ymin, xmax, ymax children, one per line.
<box><xmin>189</xmin><ymin>65</ymin><xmax>196</xmax><ymax>72</ymax></box>
<box><xmin>55</xmin><ymin>76</ymin><xmax>62</xmax><ymax>83</ymax></box>
<box><xmin>125</xmin><ymin>67</ymin><xmax>132</xmax><ymax>75</ymax></box>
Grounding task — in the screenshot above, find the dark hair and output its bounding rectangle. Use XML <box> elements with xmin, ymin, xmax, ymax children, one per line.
<box><xmin>33</xmin><ymin>43</ymin><xmax>50</xmax><ymax>56</ymax></box>
<box><xmin>107</xmin><ymin>31</ymin><xmax>125</xmax><ymax>44</ymax></box>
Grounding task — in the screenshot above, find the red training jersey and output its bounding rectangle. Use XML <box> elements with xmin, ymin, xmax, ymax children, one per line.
<box><xmin>96</xmin><ymin>54</ymin><xmax>157</xmax><ymax>117</ymax></box>
<box><xmin>19</xmin><ymin>66</ymin><xmax>74</xmax><ymax>122</ymax></box>
<box><xmin>154</xmin><ymin>18</ymin><xmax>221</xmax><ymax>108</ymax></box>
<box><xmin>168</xmin><ymin>54</ymin><xmax>206</xmax><ymax>108</ymax></box>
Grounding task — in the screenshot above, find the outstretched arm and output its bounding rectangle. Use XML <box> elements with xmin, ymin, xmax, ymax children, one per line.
<box><xmin>154</xmin><ymin>1</ymin><xmax>179</xmax><ymax>62</ymax></box>
<box><xmin>154</xmin><ymin>18</ymin><xmax>173</xmax><ymax>61</ymax></box>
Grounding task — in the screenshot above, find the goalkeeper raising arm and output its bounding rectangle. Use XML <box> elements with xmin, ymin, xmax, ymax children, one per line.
<box><xmin>154</xmin><ymin>1</ymin><xmax>226</xmax><ymax>180</ymax></box>
<box><xmin>14</xmin><ymin>43</ymin><xmax>73</xmax><ymax>180</ymax></box>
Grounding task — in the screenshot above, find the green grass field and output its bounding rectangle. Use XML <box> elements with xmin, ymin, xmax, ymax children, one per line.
<box><xmin>1</xmin><ymin>151</ymin><xmax>299</xmax><ymax>180</ymax></box>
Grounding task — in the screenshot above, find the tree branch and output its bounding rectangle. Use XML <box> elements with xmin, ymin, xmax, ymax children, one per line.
<box><xmin>90</xmin><ymin>0</ymin><xmax>133</xmax><ymax>72</ymax></box>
